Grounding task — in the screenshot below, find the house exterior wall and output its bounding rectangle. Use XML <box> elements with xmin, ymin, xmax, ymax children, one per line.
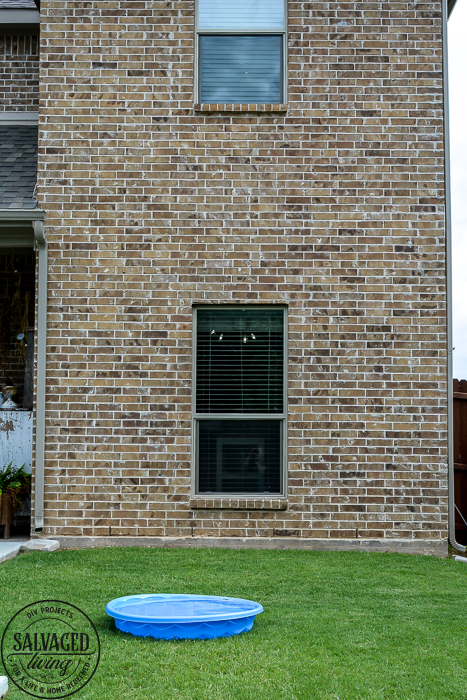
<box><xmin>35</xmin><ymin>0</ymin><xmax>448</xmax><ymax>546</ymax></box>
<box><xmin>0</xmin><ymin>34</ymin><xmax>38</xmax><ymax>111</ymax></box>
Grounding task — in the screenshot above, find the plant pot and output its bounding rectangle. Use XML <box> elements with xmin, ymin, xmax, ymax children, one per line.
<box><xmin>0</xmin><ymin>493</ymin><xmax>12</xmax><ymax>539</ymax></box>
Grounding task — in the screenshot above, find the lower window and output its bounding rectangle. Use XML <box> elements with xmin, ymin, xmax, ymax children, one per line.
<box><xmin>193</xmin><ymin>306</ymin><xmax>286</xmax><ymax>496</ymax></box>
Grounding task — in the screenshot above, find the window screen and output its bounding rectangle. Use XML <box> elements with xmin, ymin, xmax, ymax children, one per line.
<box><xmin>198</xmin><ymin>419</ymin><xmax>282</xmax><ymax>494</ymax></box>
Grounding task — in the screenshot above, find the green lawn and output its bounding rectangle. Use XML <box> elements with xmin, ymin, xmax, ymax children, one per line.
<box><xmin>1</xmin><ymin>547</ymin><xmax>467</xmax><ymax>700</ymax></box>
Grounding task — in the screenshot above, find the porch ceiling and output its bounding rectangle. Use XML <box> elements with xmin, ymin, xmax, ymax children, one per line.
<box><xmin>0</xmin><ymin>1</ymin><xmax>36</xmax><ymax>8</ymax></box>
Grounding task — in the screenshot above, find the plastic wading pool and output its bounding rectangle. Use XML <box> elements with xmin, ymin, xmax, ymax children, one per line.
<box><xmin>106</xmin><ymin>594</ymin><xmax>263</xmax><ymax>640</ymax></box>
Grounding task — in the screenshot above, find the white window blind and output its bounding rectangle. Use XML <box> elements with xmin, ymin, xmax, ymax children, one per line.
<box><xmin>196</xmin><ymin>308</ymin><xmax>284</xmax><ymax>414</ymax></box>
<box><xmin>200</xmin><ymin>35</ymin><xmax>282</xmax><ymax>104</ymax></box>
<box><xmin>198</xmin><ymin>0</ymin><xmax>285</xmax><ymax>29</ymax></box>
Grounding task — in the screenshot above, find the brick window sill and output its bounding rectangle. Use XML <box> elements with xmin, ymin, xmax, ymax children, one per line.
<box><xmin>190</xmin><ymin>497</ymin><xmax>288</xmax><ymax>510</ymax></box>
<box><xmin>193</xmin><ymin>103</ymin><xmax>288</xmax><ymax>114</ymax></box>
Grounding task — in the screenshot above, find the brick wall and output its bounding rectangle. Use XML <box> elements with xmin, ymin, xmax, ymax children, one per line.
<box><xmin>0</xmin><ymin>35</ymin><xmax>39</xmax><ymax>111</ymax></box>
<box><xmin>36</xmin><ymin>0</ymin><xmax>448</xmax><ymax>543</ymax></box>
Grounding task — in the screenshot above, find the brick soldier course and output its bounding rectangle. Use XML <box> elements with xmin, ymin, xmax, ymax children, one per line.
<box><xmin>5</xmin><ymin>1</ymin><xmax>451</xmax><ymax>552</ymax></box>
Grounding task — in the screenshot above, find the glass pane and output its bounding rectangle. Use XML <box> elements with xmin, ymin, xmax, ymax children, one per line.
<box><xmin>200</xmin><ymin>35</ymin><xmax>282</xmax><ymax>105</ymax></box>
<box><xmin>198</xmin><ymin>0</ymin><xmax>284</xmax><ymax>30</ymax></box>
<box><xmin>198</xmin><ymin>419</ymin><xmax>282</xmax><ymax>494</ymax></box>
<box><xmin>196</xmin><ymin>308</ymin><xmax>284</xmax><ymax>414</ymax></box>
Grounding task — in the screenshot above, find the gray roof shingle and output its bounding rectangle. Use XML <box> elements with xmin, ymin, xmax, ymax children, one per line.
<box><xmin>0</xmin><ymin>124</ymin><xmax>38</xmax><ymax>210</ymax></box>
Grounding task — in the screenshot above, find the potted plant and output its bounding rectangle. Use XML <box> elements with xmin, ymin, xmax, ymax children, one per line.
<box><xmin>0</xmin><ymin>463</ymin><xmax>31</xmax><ymax>539</ymax></box>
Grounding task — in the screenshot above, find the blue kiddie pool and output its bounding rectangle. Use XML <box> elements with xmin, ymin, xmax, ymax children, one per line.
<box><xmin>106</xmin><ymin>594</ymin><xmax>263</xmax><ymax>640</ymax></box>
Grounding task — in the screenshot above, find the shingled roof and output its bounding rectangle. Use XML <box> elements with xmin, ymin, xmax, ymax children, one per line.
<box><xmin>0</xmin><ymin>125</ymin><xmax>38</xmax><ymax>210</ymax></box>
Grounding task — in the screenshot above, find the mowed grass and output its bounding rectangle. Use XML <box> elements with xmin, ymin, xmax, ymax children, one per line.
<box><xmin>1</xmin><ymin>547</ymin><xmax>467</xmax><ymax>700</ymax></box>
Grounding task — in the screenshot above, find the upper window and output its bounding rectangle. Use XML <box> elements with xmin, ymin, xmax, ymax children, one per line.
<box><xmin>194</xmin><ymin>307</ymin><xmax>286</xmax><ymax>495</ymax></box>
<box><xmin>196</xmin><ymin>0</ymin><xmax>287</xmax><ymax>104</ymax></box>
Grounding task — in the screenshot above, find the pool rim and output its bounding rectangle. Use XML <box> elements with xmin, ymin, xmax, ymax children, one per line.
<box><xmin>105</xmin><ymin>593</ymin><xmax>263</xmax><ymax>624</ymax></box>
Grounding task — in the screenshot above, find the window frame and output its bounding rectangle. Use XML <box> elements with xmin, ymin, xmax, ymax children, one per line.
<box><xmin>194</xmin><ymin>0</ymin><xmax>288</xmax><ymax>105</ymax></box>
<box><xmin>191</xmin><ymin>305</ymin><xmax>288</xmax><ymax>497</ymax></box>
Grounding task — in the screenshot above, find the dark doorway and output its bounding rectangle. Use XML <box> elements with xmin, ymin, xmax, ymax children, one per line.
<box><xmin>0</xmin><ymin>248</ymin><xmax>35</xmax><ymax>538</ymax></box>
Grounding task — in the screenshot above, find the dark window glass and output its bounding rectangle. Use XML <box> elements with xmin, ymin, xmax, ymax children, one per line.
<box><xmin>196</xmin><ymin>308</ymin><xmax>284</xmax><ymax>414</ymax></box>
<box><xmin>198</xmin><ymin>419</ymin><xmax>281</xmax><ymax>494</ymax></box>
<box><xmin>200</xmin><ymin>35</ymin><xmax>282</xmax><ymax>104</ymax></box>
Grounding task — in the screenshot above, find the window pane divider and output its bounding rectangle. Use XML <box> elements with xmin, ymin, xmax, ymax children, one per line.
<box><xmin>194</xmin><ymin>413</ymin><xmax>285</xmax><ymax>420</ymax></box>
<box><xmin>192</xmin><ymin>493</ymin><xmax>286</xmax><ymax>499</ymax></box>
<box><xmin>198</xmin><ymin>28</ymin><xmax>284</xmax><ymax>34</ymax></box>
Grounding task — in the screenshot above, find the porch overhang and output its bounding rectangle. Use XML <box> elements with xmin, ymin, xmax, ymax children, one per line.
<box><xmin>0</xmin><ymin>8</ymin><xmax>40</xmax><ymax>34</ymax></box>
<box><xmin>0</xmin><ymin>209</ymin><xmax>45</xmax><ymax>247</ymax></box>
